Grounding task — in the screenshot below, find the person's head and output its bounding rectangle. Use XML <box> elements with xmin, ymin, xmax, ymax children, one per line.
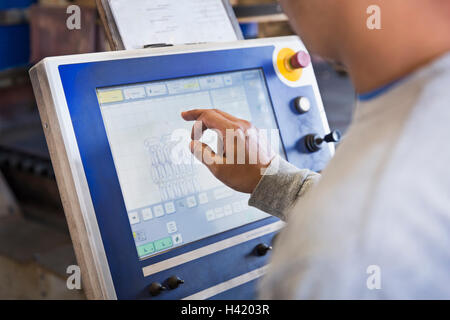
<box><xmin>280</xmin><ymin>0</ymin><xmax>450</xmax><ymax>92</ymax></box>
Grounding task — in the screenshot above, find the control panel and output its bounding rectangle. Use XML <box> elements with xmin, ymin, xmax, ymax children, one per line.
<box><xmin>29</xmin><ymin>36</ymin><xmax>337</xmax><ymax>299</ymax></box>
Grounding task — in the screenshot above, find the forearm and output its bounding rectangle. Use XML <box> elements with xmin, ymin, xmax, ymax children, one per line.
<box><xmin>248</xmin><ymin>156</ymin><xmax>321</xmax><ymax>220</ymax></box>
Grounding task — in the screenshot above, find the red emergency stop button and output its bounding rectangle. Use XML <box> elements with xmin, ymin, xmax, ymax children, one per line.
<box><xmin>276</xmin><ymin>48</ymin><xmax>310</xmax><ymax>82</ymax></box>
<box><xmin>289</xmin><ymin>50</ymin><xmax>311</xmax><ymax>69</ymax></box>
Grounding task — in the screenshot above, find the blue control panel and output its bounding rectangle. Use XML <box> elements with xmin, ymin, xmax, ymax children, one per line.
<box><xmin>30</xmin><ymin>37</ymin><xmax>335</xmax><ymax>299</ymax></box>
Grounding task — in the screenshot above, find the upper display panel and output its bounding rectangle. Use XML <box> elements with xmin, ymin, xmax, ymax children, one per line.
<box><xmin>97</xmin><ymin>69</ymin><xmax>284</xmax><ymax>259</ymax></box>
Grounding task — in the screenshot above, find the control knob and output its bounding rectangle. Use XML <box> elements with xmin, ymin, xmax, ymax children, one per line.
<box><xmin>166</xmin><ymin>276</ymin><xmax>185</xmax><ymax>290</ymax></box>
<box><xmin>149</xmin><ymin>282</ymin><xmax>167</xmax><ymax>296</ymax></box>
<box><xmin>305</xmin><ymin>130</ymin><xmax>342</xmax><ymax>152</ymax></box>
<box><xmin>255</xmin><ymin>243</ymin><xmax>272</xmax><ymax>256</ymax></box>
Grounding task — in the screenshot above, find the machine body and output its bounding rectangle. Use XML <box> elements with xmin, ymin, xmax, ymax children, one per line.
<box><xmin>29</xmin><ymin>36</ymin><xmax>335</xmax><ymax>299</ymax></box>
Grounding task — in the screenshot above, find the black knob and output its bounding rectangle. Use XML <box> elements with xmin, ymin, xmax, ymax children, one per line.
<box><xmin>149</xmin><ymin>282</ymin><xmax>167</xmax><ymax>296</ymax></box>
<box><xmin>323</xmin><ymin>131</ymin><xmax>341</xmax><ymax>143</ymax></box>
<box><xmin>294</xmin><ymin>96</ymin><xmax>311</xmax><ymax>114</ymax></box>
<box><xmin>166</xmin><ymin>275</ymin><xmax>185</xmax><ymax>289</ymax></box>
<box><xmin>255</xmin><ymin>243</ymin><xmax>272</xmax><ymax>256</ymax></box>
<box><xmin>305</xmin><ymin>130</ymin><xmax>341</xmax><ymax>152</ymax></box>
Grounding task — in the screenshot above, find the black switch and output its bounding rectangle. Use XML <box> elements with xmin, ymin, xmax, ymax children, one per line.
<box><xmin>255</xmin><ymin>243</ymin><xmax>272</xmax><ymax>256</ymax></box>
<box><xmin>305</xmin><ymin>130</ymin><xmax>341</xmax><ymax>152</ymax></box>
<box><xmin>166</xmin><ymin>276</ymin><xmax>185</xmax><ymax>290</ymax></box>
<box><xmin>149</xmin><ymin>282</ymin><xmax>167</xmax><ymax>296</ymax></box>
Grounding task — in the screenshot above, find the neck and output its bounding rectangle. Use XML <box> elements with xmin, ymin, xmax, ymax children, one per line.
<box><xmin>338</xmin><ymin>4</ymin><xmax>450</xmax><ymax>94</ymax></box>
<box><xmin>345</xmin><ymin>45</ymin><xmax>450</xmax><ymax>95</ymax></box>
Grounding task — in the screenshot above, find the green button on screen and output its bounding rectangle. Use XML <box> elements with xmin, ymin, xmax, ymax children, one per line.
<box><xmin>154</xmin><ymin>237</ymin><xmax>173</xmax><ymax>251</ymax></box>
<box><xmin>137</xmin><ymin>242</ymin><xmax>155</xmax><ymax>257</ymax></box>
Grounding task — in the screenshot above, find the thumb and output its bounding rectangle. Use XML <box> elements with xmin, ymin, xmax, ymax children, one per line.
<box><xmin>190</xmin><ymin>140</ymin><xmax>223</xmax><ymax>170</ymax></box>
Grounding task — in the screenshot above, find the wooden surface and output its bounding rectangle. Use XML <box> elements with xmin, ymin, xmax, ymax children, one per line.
<box><xmin>29</xmin><ymin>64</ymin><xmax>106</xmax><ymax>300</ymax></box>
<box><xmin>233</xmin><ymin>2</ymin><xmax>288</xmax><ymax>23</ymax></box>
<box><xmin>29</xmin><ymin>4</ymin><xmax>101</xmax><ymax>63</ymax></box>
<box><xmin>96</xmin><ymin>0</ymin><xmax>124</xmax><ymax>51</ymax></box>
<box><xmin>238</xmin><ymin>13</ymin><xmax>287</xmax><ymax>23</ymax></box>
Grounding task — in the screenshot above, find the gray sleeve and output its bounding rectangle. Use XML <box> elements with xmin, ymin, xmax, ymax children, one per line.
<box><xmin>248</xmin><ymin>156</ymin><xmax>321</xmax><ymax>220</ymax></box>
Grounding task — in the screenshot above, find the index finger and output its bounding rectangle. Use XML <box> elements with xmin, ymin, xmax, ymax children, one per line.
<box><xmin>182</xmin><ymin>109</ymin><xmax>235</xmax><ymax>139</ymax></box>
<box><xmin>181</xmin><ymin>109</ymin><xmax>205</xmax><ymax>121</ymax></box>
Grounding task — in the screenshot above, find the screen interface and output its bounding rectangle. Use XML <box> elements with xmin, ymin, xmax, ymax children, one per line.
<box><xmin>97</xmin><ymin>69</ymin><xmax>284</xmax><ymax>260</ymax></box>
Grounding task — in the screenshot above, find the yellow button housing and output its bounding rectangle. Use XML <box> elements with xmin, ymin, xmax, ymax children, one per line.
<box><xmin>276</xmin><ymin>48</ymin><xmax>303</xmax><ymax>82</ymax></box>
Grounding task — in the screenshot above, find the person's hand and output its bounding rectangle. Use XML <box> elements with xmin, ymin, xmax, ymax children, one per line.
<box><xmin>181</xmin><ymin>109</ymin><xmax>276</xmax><ymax>194</ymax></box>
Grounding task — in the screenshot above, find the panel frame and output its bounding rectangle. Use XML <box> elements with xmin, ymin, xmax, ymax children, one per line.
<box><xmin>29</xmin><ymin>36</ymin><xmax>333</xmax><ymax>300</ymax></box>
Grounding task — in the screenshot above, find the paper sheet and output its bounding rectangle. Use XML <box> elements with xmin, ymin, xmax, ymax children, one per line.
<box><xmin>109</xmin><ymin>0</ymin><xmax>240</xmax><ymax>49</ymax></box>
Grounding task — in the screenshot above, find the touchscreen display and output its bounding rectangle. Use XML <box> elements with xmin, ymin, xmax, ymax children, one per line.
<box><xmin>97</xmin><ymin>69</ymin><xmax>283</xmax><ymax>259</ymax></box>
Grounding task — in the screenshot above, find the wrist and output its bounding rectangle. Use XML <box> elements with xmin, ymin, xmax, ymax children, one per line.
<box><xmin>248</xmin><ymin>157</ymin><xmax>275</xmax><ymax>193</ymax></box>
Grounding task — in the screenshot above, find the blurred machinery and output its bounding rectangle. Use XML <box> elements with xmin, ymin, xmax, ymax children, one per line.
<box><xmin>0</xmin><ymin>0</ymin><xmax>102</xmax><ymax>299</ymax></box>
<box><xmin>0</xmin><ymin>0</ymin><xmax>354</xmax><ymax>299</ymax></box>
